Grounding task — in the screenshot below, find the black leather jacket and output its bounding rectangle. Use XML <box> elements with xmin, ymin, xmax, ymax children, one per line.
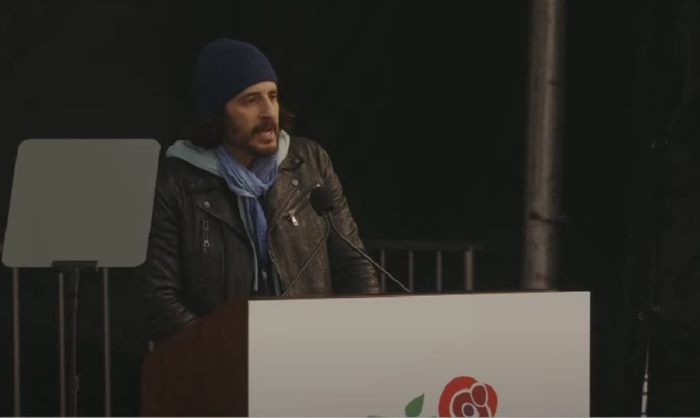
<box><xmin>140</xmin><ymin>136</ymin><xmax>380</xmax><ymax>342</ymax></box>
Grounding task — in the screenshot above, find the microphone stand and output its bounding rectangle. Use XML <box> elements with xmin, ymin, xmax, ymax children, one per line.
<box><xmin>324</xmin><ymin>213</ymin><xmax>412</xmax><ymax>293</ymax></box>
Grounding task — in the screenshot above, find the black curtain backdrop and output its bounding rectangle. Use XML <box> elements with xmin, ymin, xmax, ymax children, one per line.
<box><xmin>1</xmin><ymin>1</ymin><xmax>699</xmax><ymax>416</ymax></box>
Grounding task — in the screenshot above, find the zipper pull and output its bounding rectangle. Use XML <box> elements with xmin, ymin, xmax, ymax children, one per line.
<box><xmin>261</xmin><ymin>268</ymin><xmax>268</xmax><ymax>280</ymax></box>
<box><xmin>202</xmin><ymin>218</ymin><xmax>210</xmax><ymax>252</ymax></box>
<box><xmin>288</xmin><ymin>211</ymin><xmax>299</xmax><ymax>226</ymax></box>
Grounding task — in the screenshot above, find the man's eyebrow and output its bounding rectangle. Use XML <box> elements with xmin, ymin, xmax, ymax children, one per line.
<box><xmin>240</xmin><ymin>90</ymin><xmax>277</xmax><ymax>99</ymax></box>
<box><xmin>240</xmin><ymin>92</ymin><xmax>262</xmax><ymax>99</ymax></box>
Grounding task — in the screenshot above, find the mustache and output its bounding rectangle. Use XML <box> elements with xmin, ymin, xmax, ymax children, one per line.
<box><xmin>252</xmin><ymin>119</ymin><xmax>278</xmax><ymax>134</ymax></box>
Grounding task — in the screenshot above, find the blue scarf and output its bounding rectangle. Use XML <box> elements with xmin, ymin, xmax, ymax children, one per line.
<box><xmin>214</xmin><ymin>147</ymin><xmax>278</xmax><ymax>263</ymax></box>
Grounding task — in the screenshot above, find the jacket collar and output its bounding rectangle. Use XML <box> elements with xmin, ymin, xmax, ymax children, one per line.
<box><xmin>181</xmin><ymin>147</ymin><xmax>306</xmax><ymax>237</ymax></box>
<box><xmin>265</xmin><ymin>149</ymin><xmax>305</xmax><ymax>224</ymax></box>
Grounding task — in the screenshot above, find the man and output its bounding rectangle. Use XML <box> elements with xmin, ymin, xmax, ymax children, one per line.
<box><xmin>141</xmin><ymin>38</ymin><xmax>380</xmax><ymax>343</ymax></box>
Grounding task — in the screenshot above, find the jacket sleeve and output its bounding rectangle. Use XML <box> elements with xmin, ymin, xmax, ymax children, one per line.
<box><xmin>140</xmin><ymin>164</ymin><xmax>198</xmax><ymax>343</ymax></box>
<box><xmin>317</xmin><ymin>147</ymin><xmax>381</xmax><ymax>294</ymax></box>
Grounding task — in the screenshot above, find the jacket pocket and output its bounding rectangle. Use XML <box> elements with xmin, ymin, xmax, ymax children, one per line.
<box><xmin>281</xmin><ymin>183</ymin><xmax>325</xmax><ymax>228</ymax></box>
<box><xmin>183</xmin><ymin>213</ymin><xmax>226</xmax><ymax>285</ymax></box>
<box><xmin>183</xmin><ymin>250</ymin><xmax>225</xmax><ymax>287</ymax></box>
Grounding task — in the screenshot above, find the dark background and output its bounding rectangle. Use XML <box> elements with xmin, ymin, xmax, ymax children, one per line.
<box><xmin>1</xmin><ymin>0</ymin><xmax>700</xmax><ymax>416</ymax></box>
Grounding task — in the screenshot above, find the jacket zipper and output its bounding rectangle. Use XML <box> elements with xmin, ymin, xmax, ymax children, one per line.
<box><xmin>271</xmin><ymin>182</ymin><xmax>320</xmax><ymax>226</ymax></box>
<box><xmin>258</xmin><ymin>267</ymin><xmax>268</xmax><ymax>293</ymax></box>
<box><xmin>284</xmin><ymin>182</ymin><xmax>320</xmax><ymax>226</ymax></box>
<box><xmin>202</xmin><ymin>218</ymin><xmax>211</xmax><ymax>252</ymax></box>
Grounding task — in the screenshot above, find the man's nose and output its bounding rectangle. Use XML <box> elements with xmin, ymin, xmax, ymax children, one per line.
<box><xmin>259</xmin><ymin>97</ymin><xmax>276</xmax><ymax>117</ymax></box>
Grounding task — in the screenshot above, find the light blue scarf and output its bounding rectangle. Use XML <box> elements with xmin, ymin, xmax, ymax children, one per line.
<box><xmin>214</xmin><ymin>146</ymin><xmax>276</xmax><ymax>263</ymax></box>
<box><xmin>165</xmin><ymin>131</ymin><xmax>290</xmax><ymax>292</ymax></box>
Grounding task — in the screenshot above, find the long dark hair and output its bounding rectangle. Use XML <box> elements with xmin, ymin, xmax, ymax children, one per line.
<box><xmin>189</xmin><ymin>103</ymin><xmax>297</xmax><ymax>149</ymax></box>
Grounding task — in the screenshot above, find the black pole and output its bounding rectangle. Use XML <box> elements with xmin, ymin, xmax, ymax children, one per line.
<box><xmin>67</xmin><ymin>267</ymin><xmax>80</xmax><ymax>417</ymax></box>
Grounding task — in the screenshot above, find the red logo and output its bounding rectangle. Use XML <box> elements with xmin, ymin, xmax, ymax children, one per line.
<box><xmin>438</xmin><ymin>376</ymin><xmax>498</xmax><ymax>417</ymax></box>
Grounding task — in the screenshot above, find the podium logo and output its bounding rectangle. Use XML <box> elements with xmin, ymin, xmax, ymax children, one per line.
<box><xmin>375</xmin><ymin>375</ymin><xmax>498</xmax><ymax>417</ymax></box>
<box><xmin>437</xmin><ymin>376</ymin><xmax>498</xmax><ymax>417</ymax></box>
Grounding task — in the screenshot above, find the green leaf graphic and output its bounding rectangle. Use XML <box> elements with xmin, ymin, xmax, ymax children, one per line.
<box><xmin>404</xmin><ymin>394</ymin><xmax>425</xmax><ymax>417</ymax></box>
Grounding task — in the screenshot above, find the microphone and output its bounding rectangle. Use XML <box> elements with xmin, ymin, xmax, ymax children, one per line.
<box><xmin>310</xmin><ymin>186</ymin><xmax>412</xmax><ymax>293</ymax></box>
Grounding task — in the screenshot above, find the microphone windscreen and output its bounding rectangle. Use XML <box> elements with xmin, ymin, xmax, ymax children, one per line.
<box><xmin>310</xmin><ymin>186</ymin><xmax>335</xmax><ymax>215</ymax></box>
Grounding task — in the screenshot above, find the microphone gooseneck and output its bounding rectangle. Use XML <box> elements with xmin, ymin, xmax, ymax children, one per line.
<box><xmin>309</xmin><ymin>187</ymin><xmax>412</xmax><ymax>293</ymax></box>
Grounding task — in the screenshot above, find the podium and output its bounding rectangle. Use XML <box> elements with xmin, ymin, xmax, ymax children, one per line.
<box><xmin>141</xmin><ymin>291</ymin><xmax>590</xmax><ymax>417</ymax></box>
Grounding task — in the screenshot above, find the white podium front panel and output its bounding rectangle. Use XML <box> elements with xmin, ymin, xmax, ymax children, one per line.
<box><xmin>248</xmin><ymin>291</ymin><xmax>589</xmax><ymax>417</ymax></box>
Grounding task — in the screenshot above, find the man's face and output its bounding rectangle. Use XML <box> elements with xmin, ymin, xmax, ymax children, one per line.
<box><xmin>222</xmin><ymin>81</ymin><xmax>279</xmax><ymax>166</ymax></box>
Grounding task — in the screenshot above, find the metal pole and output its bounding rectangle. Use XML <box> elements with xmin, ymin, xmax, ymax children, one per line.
<box><xmin>12</xmin><ymin>268</ymin><xmax>21</xmax><ymax>417</ymax></box>
<box><xmin>464</xmin><ymin>249</ymin><xmax>475</xmax><ymax>291</ymax></box>
<box><xmin>435</xmin><ymin>251</ymin><xmax>442</xmax><ymax>292</ymax></box>
<box><xmin>67</xmin><ymin>269</ymin><xmax>80</xmax><ymax>417</ymax></box>
<box><xmin>59</xmin><ymin>272</ymin><xmax>66</xmax><ymax>417</ymax></box>
<box><xmin>522</xmin><ymin>0</ymin><xmax>566</xmax><ymax>289</ymax></box>
<box><xmin>103</xmin><ymin>268</ymin><xmax>111</xmax><ymax>417</ymax></box>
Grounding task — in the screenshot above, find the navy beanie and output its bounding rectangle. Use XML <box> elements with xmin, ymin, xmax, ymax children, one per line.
<box><xmin>193</xmin><ymin>38</ymin><xmax>278</xmax><ymax>117</ymax></box>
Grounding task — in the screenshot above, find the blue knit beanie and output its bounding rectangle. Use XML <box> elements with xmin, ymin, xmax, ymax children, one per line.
<box><xmin>193</xmin><ymin>38</ymin><xmax>278</xmax><ymax>117</ymax></box>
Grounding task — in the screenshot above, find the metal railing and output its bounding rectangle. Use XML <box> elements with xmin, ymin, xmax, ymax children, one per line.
<box><xmin>8</xmin><ymin>239</ymin><xmax>481</xmax><ymax>417</ymax></box>
<box><xmin>363</xmin><ymin>239</ymin><xmax>482</xmax><ymax>293</ymax></box>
